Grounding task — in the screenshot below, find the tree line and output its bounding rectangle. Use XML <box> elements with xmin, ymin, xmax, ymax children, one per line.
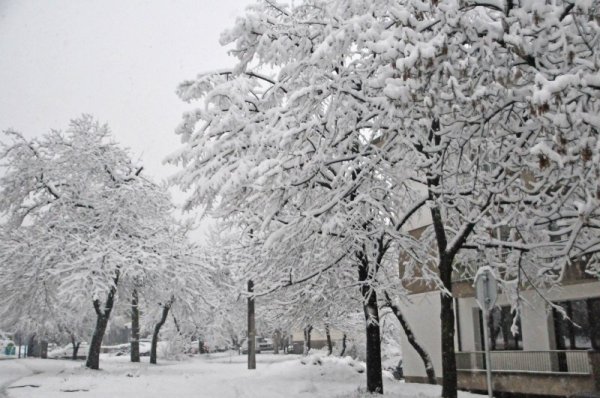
<box><xmin>0</xmin><ymin>116</ymin><xmax>213</xmax><ymax>369</ymax></box>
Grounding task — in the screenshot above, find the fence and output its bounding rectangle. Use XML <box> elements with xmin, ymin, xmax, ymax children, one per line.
<box><xmin>456</xmin><ymin>350</ymin><xmax>592</xmax><ymax>374</ymax></box>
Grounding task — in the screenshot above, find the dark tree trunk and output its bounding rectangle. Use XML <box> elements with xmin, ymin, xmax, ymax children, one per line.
<box><xmin>70</xmin><ymin>334</ymin><xmax>81</xmax><ymax>360</ymax></box>
<box><xmin>86</xmin><ymin>271</ymin><xmax>119</xmax><ymax>370</ymax></box>
<box><xmin>27</xmin><ymin>335</ymin><xmax>36</xmax><ymax>357</ymax></box>
<box><xmin>384</xmin><ymin>290</ymin><xmax>436</xmax><ymax>384</ymax></box>
<box><xmin>273</xmin><ymin>330</ymin><xmax>280</xmax><ymax>354</ymax></box>
<box><xmin>429</xmin><ymin>203</ymin><xmax>474</xmax><ymax>398</ymax></box>
<box><xmin>325</xmin><ymin>324</ymin><xmax>332</xmax><ymax>356</ymax></box>
<box><xmin>40</xmin><ymin>340</ymin><xmax>48</xmax><ymax>359</ymax></box>
<box><xmin>72</xmin><ymin>342</ymin><xmax>81</xmax><ymax>360</ymax></box>
<box><xmin>172</xmin><ymin>314</ymin><xmax>181</xmax><ymax>334</ymax></box>
<box><xmin>131</xmin><ymin>289</ymin><xmax>140</xmax><ymax>363</ymax></box>
<box><xmin>439</xmin><ymin>256</ymin><xmax>457</xmax><ymax>398</ymax></box>
<box><xmin>247</xmin><ymin>280</ymin><xmax>256</xmax><ymax>369</ymax></box>
<box><xmin>362</xmin><ymin>287</ymin><xmax>383</xmax><ymax>394</ymax></box>
<box><xmin>358</xmin><ymin>243</ymin><xmax>384</xmax><ymax>394</ymax></box>
<box><xmin>340</xmin><ymin>334</ymin><xmax>347</xmax><ymax>357</ymax></box>
<box><xmin>150</xmin><ymin>299</ymin><xmax>172</xmax><ymax>365</ymax></box>
<box><xmin>230</xmin><ymin>335</ymin><xmax>239</xmax><ymax>352</ymax></box>
<box><xmin>86</xmin><ymin>311</ymin><xmax>110</xmax><ymax>369</ymax></box>
<box><xmin>303</xmin><ymin>325</ymin><xmax>313</xmax><ymax>355</ymax></box>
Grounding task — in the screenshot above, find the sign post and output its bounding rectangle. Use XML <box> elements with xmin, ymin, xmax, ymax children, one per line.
<box><xmin>475</xmin><ymin>268</ymin><xmax>497</xmax><ymax>398</ymax></box>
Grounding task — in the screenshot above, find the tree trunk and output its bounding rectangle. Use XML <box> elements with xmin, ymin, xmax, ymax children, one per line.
<box><xmin>440</xmin><ymin>256</ymin><xmax>457</xmax><ymax>398</ymax></box>
<box><xmin>356</xmin><ymin>242</ymin><xmax>385</xmax><ymax>395</ymax></box>
<box><xmin>362</xmin><ymin>287</ymin><xmax>384</xmax><ymax>394</ymax></box>
<box><xmin>325</xmin><ymin>324</ymin><xmax>332</xmax><ymax>356</ymax></box>
<box><xmin>172</xmin><ymin>314</ymin><xmax>181</xmax><ymax>334</ymax></box>
<box><xmin>40</xmin><ymin>340</ymin><xmax>48</xmax><ymax>359</ymax></box>
<box><xmin>131</xmin><ymin>289</ymin><xmax>140</xmax><ymax>363</ymax></box>
<box><xmin>27</xmin><ymin>334</ymin><xmax>36</xmax><ymax>357</ymax></box>
<box><xmin>230</xmin><ymin>334</ymin><xmax>239</xmax><ymax>352</ymax></box>
<box><xmin>150</xmin><ymin>300</ymin><xmax>172</xmax><ymax>365</ymax></box>
<box><xmin>72</xmin><ymin>342</ymin><xmax>81</xmax><ymax>360</ymax></box>
<box><xmin>86</xmin><ymin>312</ymin><xmax>110</xmax><ymax>369</ymax></box>
<box><xmin>86</xmin><ymin>271</ymin><xmax>119</xmax><ymax>370</ymax></box>
<box><xmin>425</xmin><ymin>168</ymin><xmax>461</xmax><ymax>397</ymax></box>
<box><xmin>340</xmin><ymin>334</ymin><xmax>347</xmax><ymax>357</ymax></box>
<box><xmin>273</xmin><ymin>330</ymin><xmax>280</xmax><ymax>354</ymax></box>
<box><xmin>303</xmin><ymin>325</ymin><xmax>312</xmax><ymax>355</ymax></box>
<box><xmin>70</xmin><ymin>334</ymin><xmax>81</xmax><ymax>360</ymax></box>
<box><xmin>384</xmin><ymin>290</ymin><xmax>436</xmax><ymax>384</ymax></box>
<box><xmin>247</xmin><ymin>280</ymin><xmax>256</xmax><ymax>369</ymax></box>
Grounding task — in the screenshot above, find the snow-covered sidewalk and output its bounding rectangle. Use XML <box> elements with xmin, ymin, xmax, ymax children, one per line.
<box><xmin>0</xmin><ymin>353</ymin><xmax>482</xmax><ymax>398</ymax></box>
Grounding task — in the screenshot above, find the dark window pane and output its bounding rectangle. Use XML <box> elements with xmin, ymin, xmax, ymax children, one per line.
<box><xmin>553</xmin><ymin>299</ymin><xmax>596</xmax><ymax>350</ymax></box>
<box><xmin>481</xmin><ymin>306</ymin><xmax>522</xmax><ymax>351</ymax></box>
<box><xmin>571</xmin><ymin>300</ymin><xmax>591</xmax><ymax>349</ymax></box>
<box><xmin>553</xmin><ymin>302</ymin><xmax>571</xmax><ymax>349</ymax></box>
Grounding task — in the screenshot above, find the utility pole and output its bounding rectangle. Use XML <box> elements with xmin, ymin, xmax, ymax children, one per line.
<box><xmin>247</xmin><ymin>279</ymin><xmax>256</xmax><ymax>370</ymax></box>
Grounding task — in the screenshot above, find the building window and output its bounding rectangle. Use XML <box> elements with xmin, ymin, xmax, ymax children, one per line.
<box><xmin>479</xmin><ymin>306</ymin><xmax>523</xmax><ymax>351</ymax></box>
<box><xmin>553</xmin><ymin>297</ymin><xmax>600</xmax><ymax>350</ymax></box>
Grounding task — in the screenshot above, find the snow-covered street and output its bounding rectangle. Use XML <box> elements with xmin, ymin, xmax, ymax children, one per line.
<box><xmin>0</xmin><ymin>354</ymin><xmax>482</xmax><ymax>398</ymax></box>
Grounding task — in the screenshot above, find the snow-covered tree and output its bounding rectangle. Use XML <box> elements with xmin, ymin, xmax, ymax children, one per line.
<box><xmin>138</xmin><ymin>227</ymin><xmax>214</xmax><ymax>365</ymax></box>
<box><xmin>0</xmin><ymin>227</ymin><xmax>95</xmax><ymax>359</ymax></box>
<box><xmin>166</xmin><ymin>0</ymin><xmax>444</xmax><ymax>392</ymax></box>
<box><xmin>0</xmin><ymin>116</ymin><xmax>176</xmax><ymax>369</ymax></box>
<box><xmin>169</xmin><ymin>0</ymin><xmax>598</xmax><ymax>396</ymax></box>
<box><xmin>376</xmin><ymin>0</ymin><xmax>600</xmax><ymax>395</ymax></box>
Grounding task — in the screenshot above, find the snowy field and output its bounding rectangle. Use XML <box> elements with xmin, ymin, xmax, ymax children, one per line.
<box><xmin>0</xmin><ymin>353</ymin><xmax>482</xmax><ymax>398</ymax></box>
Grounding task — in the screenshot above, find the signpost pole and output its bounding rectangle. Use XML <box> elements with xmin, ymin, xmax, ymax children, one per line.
<box><xmin>482</xmin><ymin>292</ymin><xmax>494</xmax><ymax>398</ymax></box>
<box><xmin>475</xmin><ymin>269</ymin><xmax>496</xmax><ymax>398</ymax></box>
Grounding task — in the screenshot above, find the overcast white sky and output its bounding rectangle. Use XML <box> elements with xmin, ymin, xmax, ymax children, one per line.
<box><xmin>0</xmin><ymin>0</ymin><xmax>254</xmax><ymax>184</ymax></box>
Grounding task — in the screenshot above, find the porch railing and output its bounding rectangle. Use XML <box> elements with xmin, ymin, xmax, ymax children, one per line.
<box><xmin>456</xmin><ymin>350</ymin><xmax>591</xmax><ymax>374</ymax></box>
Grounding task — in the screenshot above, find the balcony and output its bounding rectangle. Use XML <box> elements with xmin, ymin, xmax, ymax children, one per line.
<box><xmin>455</xmin><ymin>350</ymin><xmax>599</xmax><ymax>396</ymax></box>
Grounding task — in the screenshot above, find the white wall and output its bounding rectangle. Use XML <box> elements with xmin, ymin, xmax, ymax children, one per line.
<box><xmin>397</xmin><ymin>291</ymin><xmax>443</xmax><ymax>378</ymax></box>
<box><xmin>456</xmin><ymin>297</ymin><xmax>479</xmax><ymax>352</ymax></box>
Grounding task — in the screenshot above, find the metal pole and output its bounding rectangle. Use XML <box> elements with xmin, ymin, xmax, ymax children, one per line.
<box><xmin>247</xmin><ymin>279</ymin><xmax>256</xmax><ymax>370</ymax></box>
<box><xmin>482</xmin><ymin>275</ymin><xmax>494</xmax><ymax>398</ymax></box>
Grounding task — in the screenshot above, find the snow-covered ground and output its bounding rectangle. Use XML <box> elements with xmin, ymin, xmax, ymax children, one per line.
<box><xmin>0</xmin><ymin>353</ymin><xmax>483</xmax><ymax>398</ymax></box>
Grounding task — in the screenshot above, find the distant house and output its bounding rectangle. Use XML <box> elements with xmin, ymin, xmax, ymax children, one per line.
<box><xmin>398</xmin><ymin>255</ymin><xmax>600</xmax><ymax>396</ymax></box>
